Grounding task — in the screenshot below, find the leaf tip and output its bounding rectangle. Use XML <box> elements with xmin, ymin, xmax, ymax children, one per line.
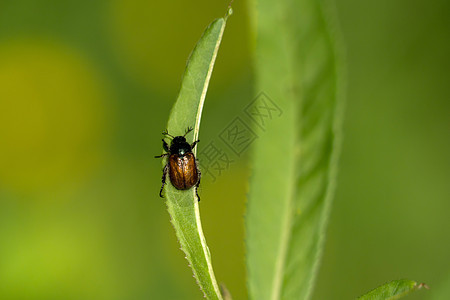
<box><xmin>416</xmin><ymin>282</ymin><xmax>430</xmax><ymax>290</ymax></box>
<box><xmin>225</xmin><ymin>1</ymin><xmax>233</xmax><ymax>19</ymax></box>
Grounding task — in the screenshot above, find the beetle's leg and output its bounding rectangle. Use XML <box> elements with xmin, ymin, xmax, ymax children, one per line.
<box><xmin>155</xmin><ymin>139</ymin><xmax>170</xmax><ymax>158</ymax></box>
<box><xmin>184</xmin><ymin>126</ymin><xmax>194</xmax><ymax>137</ymax></box>
<box><xmin>162</xmin><ymin>129</ymin><xmax>174</xmax><ymax>138</ymax></box>
<box><xmin>195</xmin><ymin>168</ymin><xmax>201</xmax><ymax>202</ymax></box>
<box><xmin>159</xmin><ymin>164</ymin><xmax>169</xmax><ymax>198</ymax></box>
<box><xmin>190</xmin><ymin>139</ymin><xmax>200</xmax><ymax>149</ymax></box>
<box><xmin>162</xmin><ymin>139</ymin><xmax>169</xmax><ymax>152</ymax></box>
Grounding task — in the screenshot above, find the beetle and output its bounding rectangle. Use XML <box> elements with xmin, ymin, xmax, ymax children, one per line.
<box><xmin>155</xmin><ymin>127</ymin><xmax>201</xmax><ymax>200</ymax></box>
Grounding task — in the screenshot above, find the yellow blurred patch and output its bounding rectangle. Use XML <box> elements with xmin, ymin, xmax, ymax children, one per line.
<box><xmin>0</xmin><ymin>213</ymin><xmax>118</xmax><ymax>299</ymax></box>
<box><xmin>0</xmin><ymin>39</ymin><xmax>110</xmax><ymax>192</ymax></box>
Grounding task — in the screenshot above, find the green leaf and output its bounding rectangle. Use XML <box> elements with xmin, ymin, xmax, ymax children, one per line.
<box><xmin>246</xmin><ymin>0</ymin><xmax>344</xmax><ymax>299</ymax></box>
<box><xmin>358</xmin><ymin>279</ymin><xmax>429</xmax><ymax>300</ymax></box>
<box><xmin>160</xmin><ymin>8</ymin><xmax>231</xmax><ymax>300</ymax></box>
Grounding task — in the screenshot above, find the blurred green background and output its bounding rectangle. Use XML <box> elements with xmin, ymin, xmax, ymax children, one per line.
<box><xmin>0</xmin><ymin>1</ymin><xmax>448</xmax><ymax>299</ymax></box>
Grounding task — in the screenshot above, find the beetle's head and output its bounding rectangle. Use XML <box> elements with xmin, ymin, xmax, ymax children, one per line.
<box><xmin>172</xmin><ymin>136</ymin><xmax>186</xmax><ymax>144</ymax></box>
<box><xmin>170</xmin><ymin>136</ymin><xmax>191</xmax><ymax>156</ymax></box>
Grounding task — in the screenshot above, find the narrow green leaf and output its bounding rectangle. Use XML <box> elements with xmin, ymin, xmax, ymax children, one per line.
<box><xmin>246</xmin><ymin>0</ymin><xmax>344</xmax><ymax>299</ymax></box>
<box><xmin>358</xmin><ymin>279</ymin><xmax>429</xmax><ymax>300</ymax></box>
<box><xmin>160</xmin><ymin>8</ymin><xmax>231</xmax><ymax>300</ymax></box>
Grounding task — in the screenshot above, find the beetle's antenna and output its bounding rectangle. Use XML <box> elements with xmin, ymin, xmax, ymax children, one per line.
<box><xmin>184</xmin><ymin>126</ymin><xmax>194</xmax><ymax>137</ymax></box>
<box><xmin>162</xmin><ymin>129</ymin><xmax>175</xmax><ymax>138</ymax></box>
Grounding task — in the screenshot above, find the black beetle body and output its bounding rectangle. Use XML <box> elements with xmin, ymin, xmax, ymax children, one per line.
<box><xmin>155</xmin><ymin>127</ymin><xmax>201</xmax><ymax>200</ymax></box>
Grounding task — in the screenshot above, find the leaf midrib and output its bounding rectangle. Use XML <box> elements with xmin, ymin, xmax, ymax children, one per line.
<box><xmin>191</xmin><ymin>20</ymin><xmax>227</xmax><ymax>298</ymax></box>
<box><xmin>269</xmin><ymin>21</ymin><xmax>302</xmax><ymax>300</ymax></box>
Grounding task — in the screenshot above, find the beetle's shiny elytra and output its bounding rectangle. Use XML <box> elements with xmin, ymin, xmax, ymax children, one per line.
<box><xmin>155</xmin><ymin>127</ymin><xmax>201</xmax><ymax>200</ymax></box>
